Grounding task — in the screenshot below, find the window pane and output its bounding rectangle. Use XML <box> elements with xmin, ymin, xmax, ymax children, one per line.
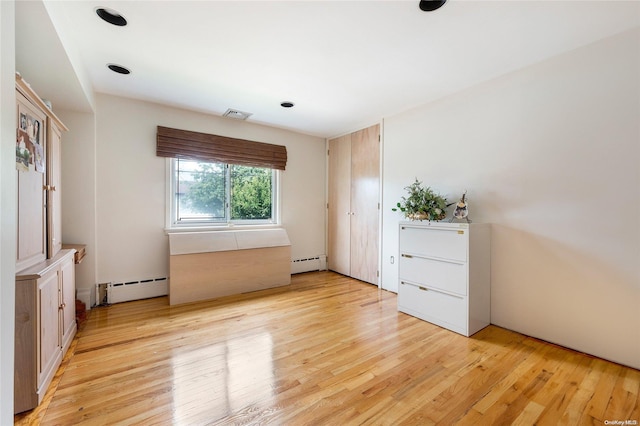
<box><xmin>171</xmin><ymin>159</ymin><xmax>275</xmax><ymax>226</ymax></box>
<box><xmin>176</xmin><ymin>159</ymin><xmax>226</xmax><ymax>221</ymax></box>
<box><xmin>230</xmin><ymin>165</ymin><xmax>272</xmax><ymax>220</ymax></box>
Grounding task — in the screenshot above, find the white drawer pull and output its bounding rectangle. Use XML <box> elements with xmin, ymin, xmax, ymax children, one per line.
<box><xmin>401</xmin><ymin>281</ymin><xmax>428</xmax><ymax>291</ymax></box>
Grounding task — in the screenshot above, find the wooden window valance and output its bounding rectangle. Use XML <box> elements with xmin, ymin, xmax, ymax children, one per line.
<box><xmin>156</xmin><ymin>126</ymin><xmax>287</xmax><ymax>170</ymax></box>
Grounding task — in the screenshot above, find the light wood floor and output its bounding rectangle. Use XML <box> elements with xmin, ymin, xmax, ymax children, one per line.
<box><xmin>15</xmin><ymin>271</ymin><xmax>640</xmax><ymax>425</ymax></box>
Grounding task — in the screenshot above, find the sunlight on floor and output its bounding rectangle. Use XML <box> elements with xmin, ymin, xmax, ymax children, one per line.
<box><xmin>171</xmin><ymin>330</ymin><xmax>275</xmax><ymax>423</ymax></box>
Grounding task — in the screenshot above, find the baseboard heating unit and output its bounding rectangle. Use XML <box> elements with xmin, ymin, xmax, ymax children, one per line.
<box><xmin>168</xmin><ymin>229</ymin><xmax>291</xmax><ymax>305</ymax></box>
<box><xmin>291</xmin><ymin>255</ymin><xmax>327</xmax><ymax>274</ymax></box>
<box><xmin>98</xmin><ymin>277</ymin><xmax>169</xmax><ymax>304</ymax></box>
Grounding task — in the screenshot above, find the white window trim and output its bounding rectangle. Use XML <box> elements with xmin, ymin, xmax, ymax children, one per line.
<box><xmin>164</xmin><ymin>158</ymin><xmax>281</xmax><ymax>232</ymax></box>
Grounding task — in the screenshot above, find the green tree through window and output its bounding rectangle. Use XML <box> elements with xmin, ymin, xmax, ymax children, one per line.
<box><xmin>230</xmin><ymin>165</ymin><xmax>272</xmax><ymax>220</ymax></box>
<box><xmin>183</xmin><ymin>162</ymin><xmax>225</xmax><ymax>219</ymax></box>
<box><xmin>174</xmin><ymin>159</ymin><xmax>274</xmax><ymax>224</ymax></box>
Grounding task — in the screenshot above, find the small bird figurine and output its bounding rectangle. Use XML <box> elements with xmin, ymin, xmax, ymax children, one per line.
<box><xmin>451</xmin><ymin>191</ymin><xmax>471</xmax><ymax>223</ymax></box>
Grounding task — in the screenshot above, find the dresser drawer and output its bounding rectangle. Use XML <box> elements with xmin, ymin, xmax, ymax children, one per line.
<box><xmin>399</xmin><ymin>225</ymin><xmax>467</xmax><ymax>262</ymax></box>
<box><xmin>399</xmin><ymin>254</ymin><xmax>467</xmax><ymax>296</ymax></box>
<box><xmin>398</xmin><ymin>281</ymin><xmax>467</xmax><ymax>333</ymax></box>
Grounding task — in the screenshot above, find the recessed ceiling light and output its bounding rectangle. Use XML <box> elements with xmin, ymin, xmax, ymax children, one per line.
<box><xmin>96</xmin><ymin>7</ymin><xmax>127</xmax><ymax>26</ymax></box>
<box><xmin>107</xmin><ymin>64</ymin><xmax>131</xmax><ymax>75</ymax></box>
<box><xmin>280</xmin><ymin>101</ymin><xmax>295</xmax><ymax>108</ymax></box>
<box><xmin>419</xmin><ymin>0</ymin><xmax>447</xmax><ymax>12</ymax></box>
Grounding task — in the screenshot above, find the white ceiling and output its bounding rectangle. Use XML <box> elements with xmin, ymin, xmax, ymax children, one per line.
<box><xmin>15</xmin><ymin>0</ymin><xmax>640</xmax><ymax>138</ymax></box>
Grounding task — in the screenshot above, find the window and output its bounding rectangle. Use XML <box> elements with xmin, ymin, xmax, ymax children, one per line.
<box><xmin>158</xmin><ymin>126</ymin><xmax>286</xmax><ymax>228</ymax></box>
<box><xmin>170</xmin><ymin>158</ymin><xmax>277</xmax><ymax>227</ymax></box>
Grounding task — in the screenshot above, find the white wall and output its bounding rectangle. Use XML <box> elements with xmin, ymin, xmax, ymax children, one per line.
<box><xmin>93</xmin><ymin>94</ymin><xmax>326</xmax><ymax>287</ymax></box>
<box><xmin>0</xmin><ymin>0</ymin><xmax>16</xmax><ymax>421</ymax></box>
<box><xmin>59</xmin><ymin>110</ymin><xmax>97</xmax><ymax>307</ymax></box>
<box><xmin>382</xmin><ymin>28</ymin><xmax>640</xmax><ymax>369</ymax></box>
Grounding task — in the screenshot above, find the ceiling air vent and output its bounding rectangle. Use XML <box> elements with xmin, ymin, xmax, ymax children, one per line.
<box><xmin>222</xmin><ymin>108</ymin><xmax>252</xmax><ymax>120</ymax></box>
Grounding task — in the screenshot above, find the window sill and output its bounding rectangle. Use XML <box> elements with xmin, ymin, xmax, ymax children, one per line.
<box><xmin>164</xmin><ymin>223</ymin><xmax>282</xmax><ymax>235</ymax></box>
<box><xmin>167</xmin><ymin>228</ymin><xmax>291</xmax><ymax>255</ymax></box>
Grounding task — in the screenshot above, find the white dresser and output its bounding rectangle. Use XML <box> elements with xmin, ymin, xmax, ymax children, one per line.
<box><xmin>398</xmin><ymin>221</ymin><xmax>491</xmax><ymax>336</ymax></box>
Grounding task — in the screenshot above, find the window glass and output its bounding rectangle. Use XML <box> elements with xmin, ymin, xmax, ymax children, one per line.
<box><xmin>230</xmin><ymin>165</ymin><xmax>272</xmax><ymax>220</ymax></box>
<box><xmin>172</xmin><ymin>159</ymin><xmax>275</xmax><ymax>226</ymax></box>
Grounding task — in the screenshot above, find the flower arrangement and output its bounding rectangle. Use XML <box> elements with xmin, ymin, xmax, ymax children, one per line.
<box><xmin>392</xmin><ymin>178</ymin><xmax>451</xmax><ymax>221</ymax></box>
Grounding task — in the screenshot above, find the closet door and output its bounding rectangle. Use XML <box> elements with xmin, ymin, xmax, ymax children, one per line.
<box><xmin>327</xmin><ymin>134</ymin><xmax>351</xmax><ymax>276</ymax></box>
<box><xmin>327</xmin><ymin>124</ymin><xmax>380</xmax><ymax>285</ymax></box>
<box><xmin>350</xmin><ymin>124</ymin><xmax>379</xmax><ymax>284</ymax></box>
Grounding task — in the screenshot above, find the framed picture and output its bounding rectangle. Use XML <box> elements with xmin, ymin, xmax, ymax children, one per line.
<box><xmin>16</xmin><ymin>129</ymin><xmax>31</xmax><ymax>172</ymax></box>
<box><xmin>16</xmin><ymin>107</ymin><xmax>44</xmax><ymax>173</ymax></box>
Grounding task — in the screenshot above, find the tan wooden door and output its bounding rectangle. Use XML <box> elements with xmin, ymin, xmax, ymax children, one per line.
<box><xmin>16</xmin><ymin>93</ymin><xmax>48</xmax><ymax>271</ymax></box>
<box><xmin>350</xmin><ymin>124</ymin><xmax>379</xmax><ymax>284</ymax></box>
<box><xmin>60</xmin><ymin>255</ymin><xmax>77</xmax><ymax>352</ymax></box>
<box><xmin>328</xmin><ymin>134</ymin><xmax>352</xmax><ymax>275</ymax></box>
<box><xmin>47</xmin><ymin>123</ymin><xmax>63</xmax><ymax>258</ymax></box>
<box><xmin>38</xmin><ymin>268</ymin><xmax>62</xmax><ymax>387</ymax></box>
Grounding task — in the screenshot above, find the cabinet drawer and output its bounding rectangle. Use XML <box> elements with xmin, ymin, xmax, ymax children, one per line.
<box><xmin>400</xmin><ymin>225</ymin><xmax>467</xmax><ymax>262</ymax></box>
<box><xmin>399</xmin><ymin>255</ymin><xmax>467</xmax><ymax>296</ymax></box>
<box><xmin>398</xmin><ymin>281</ymin><xmax>467</xmax><ymax>333</ymax></box>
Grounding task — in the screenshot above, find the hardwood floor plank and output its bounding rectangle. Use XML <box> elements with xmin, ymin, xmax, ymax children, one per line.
<box><xmin>470</xmin><ymin>342</ymin><xmax>550</xmax><ymax>415</ymax></box>
<box><xmin>533</xmin><ymin>353</ymin><xmax>592</xmax><ymax>425</ymax></box>
<box><xmin>14</xmin><ymin>271</ymin><xmax>640</xmax><ymax>425</ymax></box>
<box><xmin>603</xmin><ymin>373</ymin><xmax>638</xmax><ymax>422</ymax></box>
<box><xmin>587</xmin><ymin>361</ymin><xmax>622</xmax><ymax>422</ymax></box>
<box><xmin>512</xmin><ymin>400</ymin><xmax>546</xmax><ymax>425</ymax></box>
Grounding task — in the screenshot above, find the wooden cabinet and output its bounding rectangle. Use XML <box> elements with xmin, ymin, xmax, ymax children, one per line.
<box><xmin>14</xmin><ymin>74</ymin><xmax>74</xmax><ymax>414</ymax></box>
<box><xmin>398</xmin><ymin>222</ymin><xmax>491</xmax><ymax>336</ymax></box>
<box><xmin>16</xmin><ymin>91</ymin><xmax>48</xmax><ymax>271</ymax></box>
<box><xmin>15</xmin><ymin>73</ymin><xmax>68</xmax><ymax>268</ymax></box>
<box><xmin>327</xmin><ymin>124</ymin><xmax>380</xmax><ymax>285</ymax></box>
<box><xmin>14</xmin><ymin>250</ymin><xmax>77</xmax><ymax>414</ymax></box>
